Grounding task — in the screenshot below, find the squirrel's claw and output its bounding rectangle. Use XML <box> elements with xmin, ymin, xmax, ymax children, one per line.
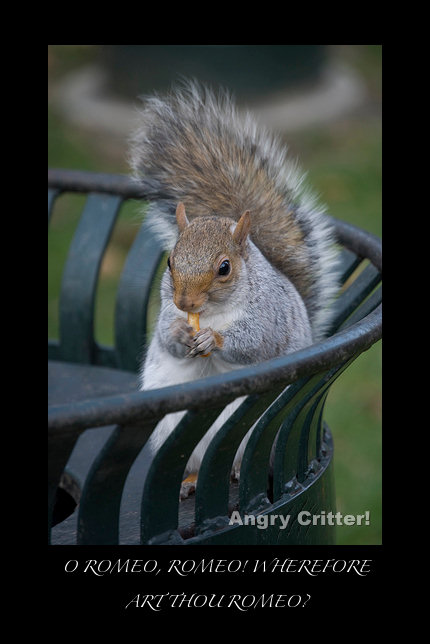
<box><xmin>188</xmin><ymin>328</ymin><xmax>216</xmax><ymax>357</ymax></box>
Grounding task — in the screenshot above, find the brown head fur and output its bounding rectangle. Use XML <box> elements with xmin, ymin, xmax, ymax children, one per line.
<box><xmin>168</xmin><ymin>204</ymin><xmax>250</xmax><ymax>313</ymax></box>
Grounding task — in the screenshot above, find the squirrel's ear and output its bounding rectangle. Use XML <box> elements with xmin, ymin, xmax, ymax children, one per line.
<box><xmin>233</xmin><ymin>210</ymin><xmax>251</xmax><ymax>247</ymax></box>
<box><xmin>176</xmin><ymin>202</ymin><xmax>190</xmax><ymax>233</ymax></box>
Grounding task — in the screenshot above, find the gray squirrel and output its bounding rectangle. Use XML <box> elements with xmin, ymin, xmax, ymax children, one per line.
<box><xmin>129</xmin><ymin>81</ymin><xmax>340</xmax><ymax>496</ymax></box>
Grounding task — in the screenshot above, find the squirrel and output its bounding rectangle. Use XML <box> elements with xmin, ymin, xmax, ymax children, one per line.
<box><xmin>129</xmin><ymin>81</ymin><xmax>340</xmax><ymax>498</ymax></box>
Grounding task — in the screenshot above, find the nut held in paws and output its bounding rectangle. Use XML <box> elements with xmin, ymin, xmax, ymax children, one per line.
<box><xmin>187</xmin><ymin>312</ymin><xmax>211</xmax><ymax>357</ymax></box>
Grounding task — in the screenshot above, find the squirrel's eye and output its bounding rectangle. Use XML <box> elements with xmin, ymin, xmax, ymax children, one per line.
<box><xmin>218</xmin><ymin>260</ymin><xmax>230</xmax><ymax>276</ymax></box>
<box><xmin>167</xmin><ymin>256</ymin><xmax>171</xmax><ymax>270</ymax></box>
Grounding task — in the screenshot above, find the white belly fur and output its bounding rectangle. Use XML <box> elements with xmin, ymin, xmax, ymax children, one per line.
<box><xmin>141</xmin><ymin>307</ymin><xmax>250</xmax><ymax>479</ymax></box>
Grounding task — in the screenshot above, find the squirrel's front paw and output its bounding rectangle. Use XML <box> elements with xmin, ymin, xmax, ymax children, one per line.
<box><xmin>167</xmin><ymin>318</ymin><xmax>195</xmax><ymax>358</ymax></box>
<box><xmin>188</xmin><ymin>327</ymin><xmax>220</xmax><ymax>357</ymax></box>
<box><xmin>171</xmin><ymin>318</ymin><xmax>194</xmax><ymax>344</ymax></box>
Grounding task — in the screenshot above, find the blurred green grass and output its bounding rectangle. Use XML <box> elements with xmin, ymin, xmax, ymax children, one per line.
<box><xmin>48</xmin><ymin>45</ymin><xmax>381</xmax><ymax>545</ymax></box>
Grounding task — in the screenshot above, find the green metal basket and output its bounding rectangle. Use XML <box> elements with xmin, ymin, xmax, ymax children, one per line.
<box><xmin>48</xmin><ymin>169</ymin><xmax>382</xmax><ymax>546</ymax></box>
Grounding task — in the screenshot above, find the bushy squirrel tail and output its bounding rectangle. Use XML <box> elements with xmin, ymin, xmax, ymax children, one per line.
<box><xmin>129</xmin><ymin>80</ymin><xmax>339</xmax><ymax>339</ymax></box>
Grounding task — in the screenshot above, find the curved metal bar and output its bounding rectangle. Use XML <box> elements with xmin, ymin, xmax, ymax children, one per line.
<box><xmin>332</xmin><ymin>217</ymin><xmax>382</xmax><ymax>271</ymax></box>
<box><xmin>272</xmin><ymin>360</ymin><xmax>352</xmax><ymax>501</ymax></box>
<box><xmin>238</xmin><ymin>377</ymin><xmax>314</xmax><ymax>513</ymax></box>
<box><xmin>299</xmin><ymin>390</ymin><xmax>329</xmax><ymax>478</ymax></box>
<box><xmin>77</xmin><ymin>419</ymin><xmax>158</xmax><ymax>545</ymax></box>
<box><xmin>295</xmin><ymin>365</ymin><xmax>349</xmax><ymax>481</ymax></box>
<box><xmin>48</xmin><ymin>429</ymin><xmax>87</xmax><ymax>542</ymax></box>
<box><xmin>114</xmin><ymin>218</ymin><xmax>164</xmax><ymax>371</ymax></box>
<box><xmin>48</xmin><ymin>188</ymin><xmax>60</xmax><ymax>224</ymax></box>
<box><xmin>339</xmin><ymin>285</ymin><xmax>382</xmax><ymax>331</ymax></box>
<box><xmin>193</xmin><ymin>391</ymin><xmax>281</xmax><ymax>531</ymax></box>
<box><xmin>48</xmin><ymin>302</ymin><xmax>381</xmax><ymax>435</ymax></box>
<box><xmin>140</xmin><ymin>406</ymin><xmax>226</xmax><ymax>544</ymax></box>
<box><xmin>48</xmin><ymin>168</ymin><xmax>146</xmax><ymax>199</ymax></box>
<box><xmin>337</xmin><ymin>247</ymin><xmax>363</xmax><ymax>283</ymax></box>
<box><xmin>328</xmin><ymin>264</ymin><xmax>381</xmax><ymax>335</ymax></box>
<box><xmin>58</xmin><ymin>193</ymin><xmax>123</xmax><ymax>364</ymax></box>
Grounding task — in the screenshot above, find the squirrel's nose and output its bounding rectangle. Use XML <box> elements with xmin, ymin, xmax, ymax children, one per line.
<box><xmin>174</xmin><ymin>293</ymin><xmax>194</xmax><ymax>312</ymax></box>
<box><xmin>174</xmin><ymin>292</ymin><xmax>204</xmax><ymax>313</ymax></box>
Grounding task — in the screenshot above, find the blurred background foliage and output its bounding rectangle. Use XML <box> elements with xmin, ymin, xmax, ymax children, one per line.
<box><xmin>48</xmin><ymin>44</ymin><xmax>382</xmax><ymax>545</ymax></box>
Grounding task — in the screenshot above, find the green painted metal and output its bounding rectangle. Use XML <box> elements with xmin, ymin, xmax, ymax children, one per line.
<box><xmin>58</xmin><ymin>193</ymin><xmax>122</xmax><ymax>365</ymax></box>
<box><xmin>48</xmin><ymin>188</ymin><xmax>60</xmax><ymax>224</ymax></box>
<box><xmin>77</xmin><ymin>419</ymin><xmax>158</xmax><ymax>545</ymax></box>
<box><xmin>185</xmin><ymin>427</ymin><xmax>336</xmax><ymax>546</ymax></box>
<box><xmin>114</xmin><ymin>219</ymin><xmax>164</xmax><ymax>372</ymax></box>
<box><xmin>194</xmin><ymin>392</ymin><xmax>281</xmax><ymax>531</ymax></box>
<box><xmin>48</xmin><ymin>169</ymin><xmax>382</xmax><ymax>546</ymax></box>
<box><xmin>328</xmin><ymin>264</ymin><xmax>381</xmax><ymax>334</ymax></box>
<box><xmin>48</xmin><ymin>429</ymin><xmax>83</xmax><ymax>542</ymax></box>
<box><xmin>140</xmin><ymin>406</ymin><xmax>227</xmax><ymax>544</ymax></box>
